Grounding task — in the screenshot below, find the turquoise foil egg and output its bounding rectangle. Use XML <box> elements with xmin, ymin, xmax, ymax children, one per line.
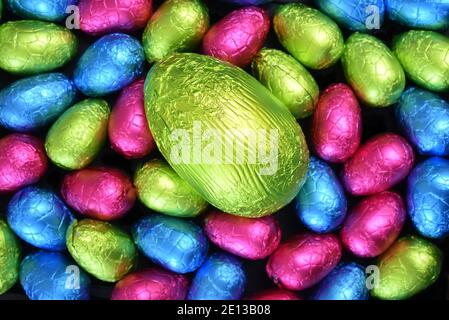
<box><xmin>6</xmin><ymin>0</ymin><xmax>79</xmax><ymax>22</ymax></box>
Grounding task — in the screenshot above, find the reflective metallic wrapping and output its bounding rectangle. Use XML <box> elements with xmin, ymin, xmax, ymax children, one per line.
<box><xmin>66</xmin><ymin>219</ymin><xmax>137</xmax><ymax>282</ymax></box>
<box><xmin>341</xmin><ymin>191</ymin><xmax>405</xmax><ymax>257</ymax></box>
<box><xmin>45</xmin><ymin>99</ymin><xmax>110</xmax><ymax>170</ymax></box>
<box><xmin>132</xmin><ymin>214</ymin><xmax>208</xmax><ymax>273</ymax></box>
<box><xmin>251</xmin><ymin>48</ymin><xmax>319</xmax><ymax>119</ymax></box>
<box><xmin>0</xmin><ymin>20</ymin><xmax>78</xmax><ymax>75</ymax></box>
<box><xmin>342</xmin><ymin>33</ymin><xmax>405</xmax><ymax>107</ymax></box>
<box><xmin>266</xmin><ymin>233</ymin><xmax>342</xmax><ymax>291</ymax></box>
<box><xmin>144</xmin><ymin>53</ymin><xmax>309</xmax><ymax>218</ymax></box>
<box><xmin>372</xmin><ymin>236</ymin><xmax>442</xmax><ymax>300</ymax></box>
<box><xmin>6</xmin><ymin>0</ymin><xmax>78</xmax><ymax>21</ymax></box>
<box><xmin>204</xmin><ymin>210</ymin><xmax>281</xmax><ymax>260</ymax></box>
<box><xmin>188</xmin><ymin>252</ymin><xmax>246</xmax><ymax>300</ymax></box>
<box><xmin>0</xmin><ymin>220</ymin><xmax>20</xmax><ymax>294</ymax></box>
<box><xmin>342</xmin><ymin>133</ymin><xmax>414</xmax><ymax>196</ymax></box>
<box><xmin>7</xmin><ymin>186</ymin><xmax>74</xmax><ymax>251</ymax></box>
<box><xmin>393</xmin><ymin>30</ymin><xmax>449</xmax><ymax>93</ymax></box>
<box><xmin>273</xmin><ymin>3</ymin><xmax>344</xmax><ymax>70</ymax></box>
<box><xmin>247</xmin><ymin>289</ymin><xmax>301</xmax><ymax>300</ymax></box>
<box><xmin>295</xmin><ymin>157</ymin><xmax>347</xmax><ymax>233</ymax></box>
<box><xmin>142</xmin><ymin>0</ymin><xmax>209</xmax><ymax>63</ymax></box>
<box><xmin>61</xmin><ymin>167</ymin><xmax>136</xmax><ymax>221</ymax></box>
<box><xmin>0</xmin><ymin>73</ymin><xmax>77</xmax><ymax>132</ymax></box>
<box><xmin>19</xmin><ymin>251</ymin><xmax>90</xmax><ymax>300</ymax></box>
<box><xmin>111</xmin><ymin>268</ymin><xmax>189</xmax><ymax>300</ymax></box>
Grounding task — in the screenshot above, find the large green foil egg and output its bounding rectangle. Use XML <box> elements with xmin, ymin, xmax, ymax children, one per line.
<box><xmin>342</xmin><ymin>33</ymin><xmax>405</xmax><ymax>107</ymax></box>
<box><xmin>0</xmin><ymin>20</ymin><xmax>78</xmax><ymax>75</ymax></box>
<box><xmin>0</xmin><ymin>220</ymin><xmax>20</xmax><ymax>294</ymax></box>
<box><xmin>144</xmin><ymin>53</ymin><xmax>309</xmax><ymax>218</ymax></box>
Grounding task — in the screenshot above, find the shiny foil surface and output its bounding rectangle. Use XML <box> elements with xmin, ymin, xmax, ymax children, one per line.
<box><xmin>6</xmin><ymin>0</ymin><xmax>78</xmax><ymax>21</ymax></box>
<box><xmin>0</xmin><ymin>220</ymin><xmax>20</xmax><ymax>294</ymax></box>
<box><xmin>247</xmin><ymin>288</ymin><xmax>301</xmax><ymax>300</ymax></box>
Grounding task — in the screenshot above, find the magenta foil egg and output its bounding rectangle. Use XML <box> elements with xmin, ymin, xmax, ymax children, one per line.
<box><xmin>0</xmin><ymin>134</ymin><xmax>47</xmax><ymax>193</ymax></box>
<box><xmin>61</xmin><ymin>167</ymin><xmax>136</xmax><ymax>220</ymax></box>
<box><xmin>204</xmin><ymin>210</ymin><xmax>281</xmax><ymax>260</ymax></box>
<box><xmin>342</xmin><ymin>133</ymin><xmax>414</xmax><ymax>196</ymax></box>
<box><xmin>341</xmin><ymin>191</ymin><xmax>406</xmax><ymax>258</ymax></box>
<box><xmin>201</xmin><ymin>6</ymin><xmax>270</xmax><ymax>67</ymax></box>
<box><xmin>108</xmin><ymin>80</ymin><xmax>155</xmax><ymax>159</ymax></box>
<box><xmin>247</xmin><ymin>289</ymin><xmax>302</xmax><ymax>300</ymax></box>
<box><xmin>311</xmin><ymin>83</ymin><xmax>362</xmax><ymax>163</ymax></box>
<box><xmin>266</xmin><ymin>233</ymin><xmax>342</xmax><ymax>291</ymax></box>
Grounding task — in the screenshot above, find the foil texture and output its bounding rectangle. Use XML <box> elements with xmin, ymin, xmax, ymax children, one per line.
<box><xmin>247</xmin><ymin>289</ymin><xmax>301</xmax><ymax>300</ymax></box>
<box><xmin>6</xmin><ymin>0</ymin><xmax>78</xmax><ymax>21</ymax></box>
<box><xmin>0</xmin><ymin>220</ymin><xmax>21</xmax><ymax>294</ymax></box>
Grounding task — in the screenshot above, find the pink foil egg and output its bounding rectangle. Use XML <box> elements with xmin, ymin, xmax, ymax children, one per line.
<box><xmin>61</xmin><ymin>167</ymin><xmax>136</xmax><ymax>220</ymax></box>
<box><xmin>111</xmin><ymin>268</ymin><xmax>189</xmax><ymax>300</ymax></box>
<box><xmin>341</xmin><ymin>191</ymin><xmax>406</xmax><ymax>258</ymax></box>
<box><xmin>201</xmin><ymin>6</ymin><xmax>270</xmax><ymax>67</ymax></box>
<box><xmin>247</xmin><ymin>289</ymin><xmax>302</xmax><ymax>300</ymax></box>
<box><xmin>108</xmin><ymin>80</ymin><xmax>155</xmax><ymax>159</ymax></box>
<box><xmin>79</xmin><ymin>0</ymin><xmax>152</xmax><ymax>35</ymax></box>
<box><xmin>311</xmin><ymin>83</ymin><xmax>362</xmax><ymax>163</ymax></box>
<box><xmin>266</xmin><ymin>233</ymin><xmax>342</xmax><ymax>291</ymax></box>
<box><xmin>342</xmin><ymin>133</ymin><xmax>414</xmax><ymax>196</ymax></box>
<box><xmin>0</xmin><ymin>134</ymin><xmax>47</xmax><ymax>193</ymax></box>
<box><xmin>204</xmin><ymin>210</ymin><xmax>281</xmax><ymax>260</ymax></box>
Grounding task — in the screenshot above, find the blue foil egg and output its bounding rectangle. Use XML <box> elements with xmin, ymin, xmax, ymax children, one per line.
<box><xmin>407</xmin><ymin>157</ymin><xmax>449</xmax><ymax>239</ymax></box>
<box><xmin>19</xmin><ymin>251</ymin><xmax>90</xmax><ymax>300</ymax></box>
<box><xmin>7</xmin><ymin>186</ymin><xmax>74</xmax><ymax>251</ymax></box>
<box><xmin>132</xmin><ymin>214</ymin><xmax>208</xmax><ymax>274</ymax></box>
<box><xmin>188</xmin><ymin>252</ymin><xmax>246</xmax><ymax>300</ymax></box>
<box><xmin>295</xmin><ymin>156</ymin><xmax>347</xmax><ymax>233</ymax></box>
<box><xmin>74</xmin><ymin>33</ymin><xmax>144</xmax><ymax>97</ymax></box>
<box><xmin>0</xmin><ymin>73</ymin><xmax>76</xmax><ymax>132</ymax></box>
<box><xmin>6</xmin><ymin>0</ymin><xmax>78</xmax><ymax>21</ymax></box>
<box><xmin>396</xmin><ymin>87</ymin><xmax>449</xmax><ymax>157</ymax></box>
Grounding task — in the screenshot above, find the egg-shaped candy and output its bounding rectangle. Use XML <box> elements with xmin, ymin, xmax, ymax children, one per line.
<box><xmin>188</xmin><ymin>252</ymin><xmax>246</xmax><ymax>300</ymax></box>
<box><xmin>134</xmin><ymin>159</ymin><xmax>208</xmax><ymax>218</ymax></box>
<box><xmin>132</xmin><ymin>214</ymin><xmax>208</xmax><ymax>273</ymax></box>
<box><xmin>247</xmin><ymin>289</ymin><xmax>301</xmax><ymax>300</ymax></box>
<box><xmin>204</xmin><ymin>210</ymin><xmax>281</xmax><ymax>260</ymax></box>
<box><xmin>45</xmin><ymin>99</ymin><xmax>110</xmax><ymax>170</ymax></box>
<box><xmin>251</xmin><ymin>48</ymin><xmax>319</xmax><ymax>119</ymax></box>
<box><xmin>0</xmin><ymin>134</ymin><xmax>47</xmax><ymax>193</ymax></box>
<box><xmin>266</xmin><ymin>233</ymin><xmax>342</xmax><ymax>291</ymax></box>
<box><xmin>7</xmin><ymin>0</ymin><xmax>78</xmax><ymax>21</ymax></box>
<box><xmin>0</xmin><ymin>220</ymin><xmax>20</xmax><ymax>294</ymax></box>
<box><xmin>342</xmin><ymin>133</ymin><xmax>414</xmax><ymax>196</ymax></box>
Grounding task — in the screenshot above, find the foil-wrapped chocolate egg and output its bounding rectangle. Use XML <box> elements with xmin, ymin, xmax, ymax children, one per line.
<box><xmin>247</xmin><ymin>289</ymin><xmax>301</xmax><ymax>300</ymax></box>
<box><xmin>0</xmin><ymin>220</ymin><xmax>20</xmax><ymax>294</ymax></box>
<box><xmin>132</xmin><ymin>214</ymin><xmax>208</xmax><ymax>273</ymax></box>
<box><xmin>66</xmin><ymin>219</ymin><xmax>137</xmax><ymax>282</ymax></box>
<box><xmin>142</xmin><ymin>0</ymin><xmax>209</xmax><ymax>63</ymax></box>
<box><xmin>273</xmin><ymin>3</ymin><xmax>344</xmax><ymax>70</ymax></box>
<box><xmin>0</xmin><ymin>134</ymin><xmax>47</xmax><ymax>193</ymax></box>
<box><xmin>45</xmin><ymin>99</ymin><xmax>110</xmax><ymax>170</ymax></box>
<box><xmin>202</xmin><ymin>6</ymin><xmax>269</xmax><ymax>68</ymax></box>
<box><xmin>342</xmin><ymin>133</ymin><xmax>414</xmax><ymax>196</ymax></box>
<box><xmin>7</xmin><ymin>186</ymin><xmax>74</xmax><ymax>250</ymax></box>
<box><xmin>61</xmin><ymin>167</ymin><xmax>136</xmax><ymax>221</ymax></box>
<box><xmin>251</xmin><ymin>48</ymin><xmax>319</xmax><ymax>119</ymax></box>
<box><xmin>266</xmin><ymin>233</ymin><xmax>342</xmax><ymax>291</ymax></box>
<box><xmin>74</xmin><ymin>33</ymin><xmax>144</xmax><ymax>97</ymax></box>
<box><xmin>134</xmin><ymin>159</ymin><xmax>208</xmax><ymax>218</ymax></box>
<box><xmin>188</xmin><ymin>252</ymin><xmax>246</xmax><ymax>300</ymax></box>
<box><xmin>341</xmin><ymin>191</ymin><xmax>406</xmax><ymax>258</ymax></box>
<box><xmin>19</xmin><ymin>251</ymin><xmax>90</xmax><ymax>300</ymax></box>
<box><xmin>372</xmin><ymin>236</ymin><xmax>442</xmax><ymax>300</ymax></box>
<box><xmin>204</xmin><ymin>210</ymin><xmax>281</xmax><ymax>260</ymax></box>
<box><xmin>7</xmin><ymin>0</ymin><xmax>78</xmax><ymax>21</ymax></box>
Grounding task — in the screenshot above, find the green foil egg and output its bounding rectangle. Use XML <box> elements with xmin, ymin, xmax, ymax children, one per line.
<box><xmin>0</xmin><ymin>220</ymin><xmax>20</xmax><ymax>294</ymax></box>
<box><xmin>273</xmin><ymin>3</ymin><xmax>344</xmax><ymax>70</ymax></box>
<box><xmin>66</xmin><ymin>219</ymin><xmax>137</xmax><ymax>282</ymax></box>
<box><xmin>144</xmin><ymin>53</ymin><xmax>309</xmax><ymax>218</ymax></box>
<box><xmin>372</xmin><ymin>236</ymin><xmax>442</xmax><ymax>300</ymax></box>
<box><xmin>0</xmin><ymin>20</ymin><xmax>78</xmax><ymax>75</ymax></box>
<box><xmin>252</xmin><ymin>48</ymin><xmax>319</xmax><ymax>119</ymax></box>
<box><xmin>393</xmin><ymin>30</ymin><xmax>449</xmax><ymax>93</ymax></box>
<box><xmin>142</xmin><ymin>0</ymin><xmax>209</xmax><ymax>63</ymax></box>
<box><xmin>134</xmin><ymin>159</ymin><xmax>208</xmax><ymax>218</ymax></box>
<box><xmin>45</xmin><ymin>99</ymin><xmax>110</xmax><ymax>170</ymax></box>
<box><xmin>342</xmin><ymin>33</ymin><xmax>405</xmax><ymax>107</ymax></box>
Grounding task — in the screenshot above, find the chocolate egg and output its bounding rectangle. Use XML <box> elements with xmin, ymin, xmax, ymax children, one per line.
<box><xmin>247</xmin><ymin>289</ymin><xmax>301</xmax><ymax>300</ymax></box>
<box><xmin>0</xmin><ymin>220</ymin><xmax>20</xmax><ymax>294</ymax></box>
<box><xmin>7</xmin><ymin>0</ymin><xmax>78</xmax><ymax>21</ymax></box>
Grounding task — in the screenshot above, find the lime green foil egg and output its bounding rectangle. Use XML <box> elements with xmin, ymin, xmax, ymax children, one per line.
<box><xmin>0</xmin><ymin>20</ymin><xmax>77</xmax><ymax>75</ymax></box>
<box><xmin>393</xmin><ymin>30</ymin><xmax>449</xmax><ymax>92</ymax></box>
<box><xmin>342</xmin><ymin>33</ymin><xmax>405</xmax><ymax>107</ymax></box>
<box><xmin>45</xmin><ymin>99</ymin><xmax>110</xmax><ymax>170</ymax></box>
<box><xmin>372</xmin><ymin>236</ymin><xmax>442</xmax><ymax>300</ymax></box>
<box><xmin>252</xmin><ymin>48</ymin><xmax>319</xmax><ymax>119</ymax></box>
<box><xmin>66</xmin><ymin>219</ymin><xmax>137</xmax><ymax>282</ymax></box>
<box><xmin>0</xmin><ymin>220</ymin><xmax>20</xmax><ymax>294</ymax></box>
